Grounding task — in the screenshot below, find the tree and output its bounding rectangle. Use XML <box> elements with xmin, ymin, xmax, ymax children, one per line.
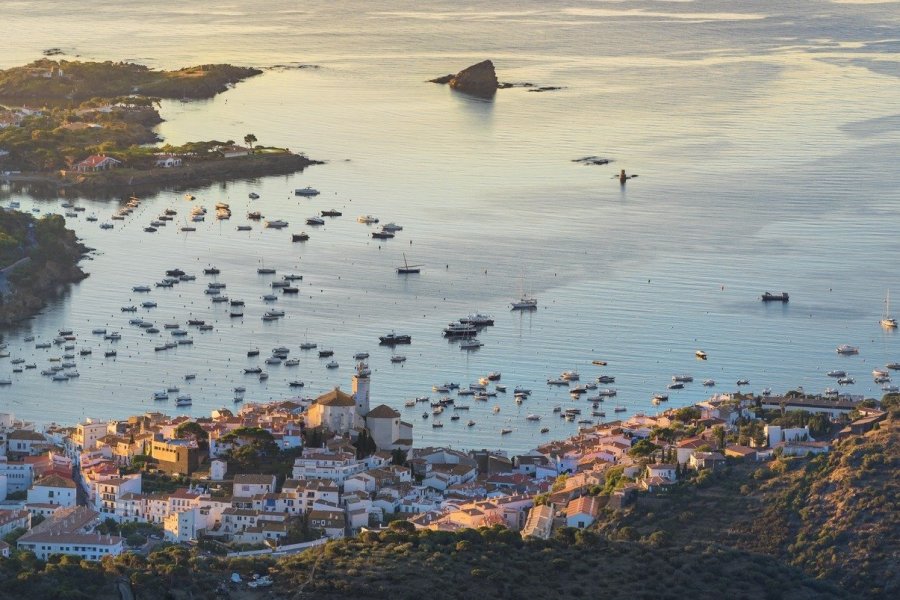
<box><xmin>175</xmin><ymin>421</ymin><xmax>209</xmax><ymax>450</ymax></box>
<box><xmin>628</xmin><ymin>439</ymin><xmax>658</xmax><ymax>458</ymax></box>
<box><xmin>354</xmin><ymin>429</ymin><xmax>378</xmax><ymax>459</ymax></box>
<box><xmin>713</xmin><ymin>425</ymin><xmax>726</xmax><ymax>449</ymax></box>
<box><xmin>243</xmin><ymin>133</ymin><xmax>257</xmax><ymax>150</ymax></box>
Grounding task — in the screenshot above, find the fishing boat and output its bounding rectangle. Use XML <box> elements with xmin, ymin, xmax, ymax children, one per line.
<box><xmin>379</xmin><ymin>333</ymin><xmax>411</xmax><ymax>345</ymax></box>
<box><xmin>761</xmin><ymin>291</ymin><xmax>789</xmax><ymax>302</ymax></box>
<box><xmin>397</xmin><ymin>253</ymin><xmax>422</xmax><ymax>274</ymax></box>
<box><xmin>881</xmin><ymin>290</ymin><xmax>898</xmax><ymax>329</ymax></box>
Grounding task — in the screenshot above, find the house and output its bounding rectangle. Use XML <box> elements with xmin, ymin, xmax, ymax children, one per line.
<box><xmin>17</xmin><ymin>507</ymin><xmax>123</xmax><ymax>561</ymax></box>
<box><xmin>675</xmin><ymin>436</ymin><xmax>709</xmax><ymax>465</ymax></box>
<box><xmin>74</xmin><ymin>154</ymin><xmax>122</xmax><ymax>172</ymax></box>
<box><xmin>565</xmin><ymin>496</ymin><xmax>600</xmax><ymax>529</ymax></box>
<box><xmin>521</xmin><ymin>504</ymin><xmax>554</xmax><ymax>540</ymax></box>
<box><xmin>154</xmin><ymin>154</ymin><xmax>183</xmax><ymax>168</ymax></box>
<box><xmin>645</xmin><ymin>463</ymin><xmax>677</xmax><ymax>481</ymax></box>
<box><xmin>765</xmin><ymin>425</ymin><xmax>811</xmax><ymax>448</ymax></box>
<box><xmin>0</xmin><ymin>509</ymin><xmax>31</xmax><ymax>538</ymax></box>
<box><xmin>233</xmin><ymin>474</ymin><xmax>277</xmax><ymax>497</ymax></box>
<box><xmin>0</xmin><ymin>541</ymin><xmax>9</xmax><ymax>558</ymax></box>
<box><xmin>689</xmin><ymin>452</ymin><xmax>726</xmax><ymax>471</ymax></box>
<box><xmin>6</xmin><ymin>430</ymin><xmax>50</xmax><ymax>456</ymax></box>
<box><xmin>218</xmin><ymin>145</ymin><xmax>252</xmax><ymax>158</ymax></box>
<box><xmin>308</xmin><ymin>509</ymin><xmax>346</xmax><ymax>538</ymax></box>
<box><xmin>95</xmin><ymin>474</ymin><xmax>142</xmax><ymax>518</ymax></box>
<box><xmin>724</xmin><ymin>444</ymin><xmax>759</xmax><ymax>462</ymax></box>
<box><xmin>0</xmin><ymin>456</ymin><xmax>35</xmax><ymax>492</ymax></box>
<box><xmin>27</xmin><ymin>474</ymin><xmax>77</xmax><ymax>508</ymax></box>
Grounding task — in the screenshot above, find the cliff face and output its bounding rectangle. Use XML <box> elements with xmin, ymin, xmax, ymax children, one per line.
<box><xmin>431</xmin><ymin>60</ymin><xmax>499</xmax><ymax>98</ymax></box>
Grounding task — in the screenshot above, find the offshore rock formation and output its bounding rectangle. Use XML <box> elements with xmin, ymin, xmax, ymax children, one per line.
<box><xmin>430</xmin><ymin>60</ymin><xmax>498</xmax><ymax>98</ymax></box>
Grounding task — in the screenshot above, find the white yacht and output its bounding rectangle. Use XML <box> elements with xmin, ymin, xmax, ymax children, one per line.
<box><xmin>881</xmin><ymin>290</ymin><xmax>897</xmax><ymax>329</ymax></box>
<box><xmin>460</xmin><ymin>313</ymin><xmax>495</xmax><ymax>326</ymax></box>
<box><xmin>265</xmin><ymin>219</ymin><xmax>289</xmax><ymax>229</ymax></box>
<box><xmin>836</xmin><ymin>344</ymin><xmax>859</xmax><ymax>355</ymax></box>
<box><xmin>153</xmin><ymin>391</ymin><xmax>168</xmax><ymax>401</ymax></box>
<box><xmin>381</xmin><ymin>222</ymin><xmax>403</xmax><ymax>232</ymax></box>
<box><xmin>510</xmin><ymin>297</ymin><xmax>537</xmax><ymax>310</ymax></box>
<box><xmin>175</xmin><ymin>395</ymin><xmax>192</xmax><ymax>406</ymax></box>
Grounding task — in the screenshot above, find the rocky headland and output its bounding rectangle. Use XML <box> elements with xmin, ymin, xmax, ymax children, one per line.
<box><xmin>0</xmin><ymin>212</ymin><xmax>88</xmax><ymax>327</ymax></box>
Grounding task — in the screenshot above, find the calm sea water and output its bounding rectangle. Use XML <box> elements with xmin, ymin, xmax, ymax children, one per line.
<box><xmin>1</xmin><ymin>1</ymin><xmax>899</xmax><ymax>453</ymax></box>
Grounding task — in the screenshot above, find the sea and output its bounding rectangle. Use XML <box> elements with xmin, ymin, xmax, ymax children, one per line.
<box><xmin>0</xmin><ymin>0</ymin><xmax>898</xmax><ymax>453</ymax></box>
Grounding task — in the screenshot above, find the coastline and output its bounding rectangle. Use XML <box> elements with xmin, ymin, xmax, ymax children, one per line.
<box><xmin>3</xmin><ymin>152</ymin><xmax>323</xmax><ymax>197</ymax></box>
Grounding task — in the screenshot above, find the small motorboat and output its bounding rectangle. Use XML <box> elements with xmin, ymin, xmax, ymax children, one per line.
<box><xmin>248</xmin><ymin>192</ymin><xmax>260</xmax><ymax>199</ymax></box>
<box><xmin>295</xmin><ymin>187</ymin><xmax>320</xmax><ymax>197</ymax></box>
<box><xmin>306</xmin><ymin>216</ymin><xmax>325</xmax><ymax>226</ymax></box>
<box><xmin>288</xmin><ymin>380</ymin><xmax>305</xmax><ymax>388</ymax></box>
<box><xmin>152</xmin><ymin>391</ymin><xmax>168</xmax><ymax>401</ymax></box>
<box><xmin>292</xmin><ymin>232</ymin><xmax>310</xmax><ymax>242</ymax></box>
<box><xmin>321</xmin><ymin>209</ymin><xmax>342</xmax><ymax>217</ymax></box>
<box><xmin>836</xmin><ymin>344</ymin><xmax>859</xmax><ymax>355</ymax></box>
<box><xmin>325</xmin><ymin>360</ymin><xmax>339</xmax><ymax>369</ymax></box>
<box><xmin>390</xmin><ymin>355</ymin><xmax>406</xmax><ymax>363</ymax></box>
<box><xmin>357</xmin><ymin>215</ymin><xmax>379</xmax><ymax>224</ymax></box>
<box><xmin>695</xmin><ymin>350</ymin><xmax>707</xmax><ymax>360</ymax></box>
<box><xmin>175</xmin><ymin>395</ymin><xmax>192</xmax><ymax>406</ymax></box>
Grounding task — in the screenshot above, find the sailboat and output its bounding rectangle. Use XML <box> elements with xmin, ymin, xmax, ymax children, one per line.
<box><xmin>397</xmin><ymin>253</ymin><xmax>422</xmax><ymax>274</ymax></box>
<box><xmin>881</xmin><ymin>290</ymin><xmax>897</xmax><ymax>329</ymax></box>
<box><xmin>511</xmin><ymin>272</ymin><xmax>537</xmax><ymax>310</ymax></box>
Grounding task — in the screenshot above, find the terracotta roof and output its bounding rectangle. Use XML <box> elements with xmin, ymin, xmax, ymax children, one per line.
<box><xmin>367</xmin><ymin>404</ymin><xmax>400</xmax><ymax>419</ymax></box>
<box><xmin>566</xmin><ymin>495</ymin><xmax>600</xmax><ymax>518</ymax></box>
<box><xmin>34</xmin><ymin>474</ymin><xmax>76</xmax><ymax>489</ymax></box>
<box><xmin>76</xmin><ymin>154</ymin><xmax>121</xmax><ymax>167</ymax></box>
<box><xmin>8</xmin><ymin>430</ymin><xmax>46</xmax><ymax>441</ymax></box>
<box><xmin>315</xmin><ymin>387</ymin><xmax>356</xmax><ymax>407</ymax></box>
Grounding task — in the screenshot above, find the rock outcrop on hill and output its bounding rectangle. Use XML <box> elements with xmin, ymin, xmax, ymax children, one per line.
<box><xmin>430</xmin><ymin>60</ymin><xmax>498</xmax><ymax>98</ymax></box>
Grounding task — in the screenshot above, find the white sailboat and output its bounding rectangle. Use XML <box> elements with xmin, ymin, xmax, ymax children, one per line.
<box><xmin>511</xmin><ymin>272</ymin><xmax>537</xmax><ymax>310</ymax></box>
<box><xmin>882</xmin><ymin>290</ymin><xmax>897</xmax><ymax>329</ymax></box>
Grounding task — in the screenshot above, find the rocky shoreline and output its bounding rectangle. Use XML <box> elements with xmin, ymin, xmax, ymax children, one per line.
<box><xmin>0</xmin><ymin>215</ymin><xmax>89</xmax><ymax>328</ymax></box>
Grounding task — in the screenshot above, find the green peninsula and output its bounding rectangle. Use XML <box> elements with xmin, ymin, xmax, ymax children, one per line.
<box><xmin>0</xmin><ymin>60</ymin><xmax>319</xmax><ymax>191</ymax></box>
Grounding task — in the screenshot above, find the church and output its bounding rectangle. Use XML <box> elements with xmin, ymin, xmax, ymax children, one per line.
<box><xmin>304</xmin><ymin>362</ymin><xmax>413</xmax><ymax>452</ymax></box>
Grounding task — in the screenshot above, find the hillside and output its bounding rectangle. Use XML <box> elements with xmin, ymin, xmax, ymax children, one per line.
<box><xmin>593</xmin><ymin>416</ymin><xmax>899</xmax><ymax>599</ymax></box>
<box><xmin>0</xmin><ymin>526</ymin><xmax>845</xmax><ymax>600</ymax></box>
<box><xmin>0</xmin><ymin>60</ymin><xmax>261</xmax><ymax>102</ymax></box>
